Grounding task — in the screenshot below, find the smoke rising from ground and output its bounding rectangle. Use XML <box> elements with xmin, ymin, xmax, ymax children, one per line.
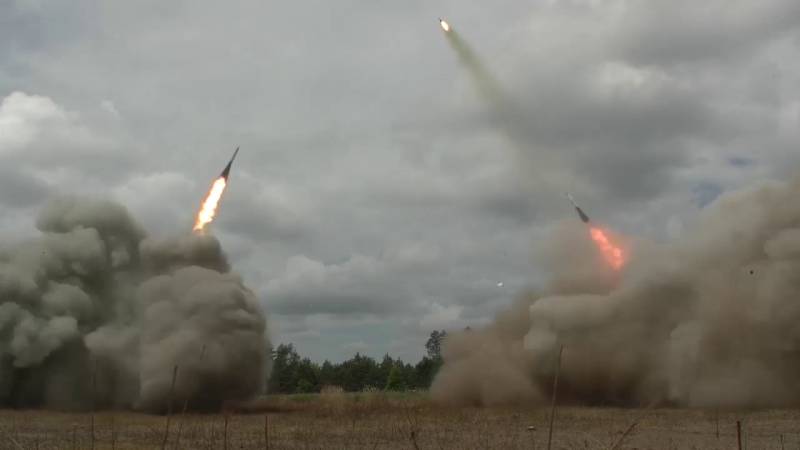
<box><xmin>0</xmin><ymin>196</ymin><xmax>269</xmax><ymax>412</ymax></box>
<box><xmin>433</xmin><ymin>175</ymin><xmax>800</xmax><ymax>408</ymax></box>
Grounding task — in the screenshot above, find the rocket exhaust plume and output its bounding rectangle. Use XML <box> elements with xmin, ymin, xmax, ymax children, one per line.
<box><xmin>193</xmin><ymin>147</ymin><xmax>239</xmax><ymax>233</ymax></box>
<box><xmin>589</xmin><ymin>227</ymin><xmax>624</xmax><ymax>270</ymax></box>
<box><xmin>439</xmin><ymin>19</ymin><xmax>505</xmax><ymax>105</ymax></box>
<box><xmin>193</xmin><ymin>178</ymin><xmax>227</xmax><ymax>233</ymax></box>
<box><xmin>566</xmin><ymin>193</ymin><xmax>625</xmax><ymax>270</ymax></box>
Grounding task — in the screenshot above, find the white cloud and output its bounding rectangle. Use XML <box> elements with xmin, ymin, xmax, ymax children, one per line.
<box><xmin>0</xmin><ymin>91</ymin><xmax>66</xmax><ymax>151</ymax></box>
<box><xmin>0</xmin><ymin>91</ymin><xmax>120</xmax><ymax>174</ymax></box>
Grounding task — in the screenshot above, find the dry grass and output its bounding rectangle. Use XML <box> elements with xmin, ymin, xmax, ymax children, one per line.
<box><xmin>1</xmin><ymin>394</ymin><xmax>800</xmax><ymax>449</ymax></box>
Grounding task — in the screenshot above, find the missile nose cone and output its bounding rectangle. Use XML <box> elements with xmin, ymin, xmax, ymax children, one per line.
<box><xmin>219</xmin><ymin>146</ymin><xmax>240</xmax><ymax>179</ymax></box>
<box><xmin>576</xmin><ymin>207</ymin><xmax>591</xmax><ymax>223</ymax></box>
<box><xmin>565</xmin><ymin>193</ymin><xmax>591</xmax><ymax>223</ymax></box>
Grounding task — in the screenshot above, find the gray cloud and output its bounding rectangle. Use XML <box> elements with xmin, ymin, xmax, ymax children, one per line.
<box><xmin>0</xmin><ymin>0</ymin><xmax>798</xmax><ymax>363</ymax></box>
<box><xmin>614</xmin><ymin>0</ymin><xmax>800</xmax><ymax>65</ymax></box>
<box><xmin>0</xmin><ymin>167</ymin><xmax>50</xmax><ymax>209</ymax></box>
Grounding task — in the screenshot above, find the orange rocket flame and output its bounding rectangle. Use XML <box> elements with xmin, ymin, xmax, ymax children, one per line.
<box><xmin>589</xmin><ymin>226</ymin><xmax>624</xmax><ymax>270</ymax></box>
<box><xmin>193</xmin><ymin>176</ymin><xmax>227</xmax><ymax>233</ymax></box>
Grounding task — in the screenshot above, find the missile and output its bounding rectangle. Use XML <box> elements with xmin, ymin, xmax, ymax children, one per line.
<box><xmin>439</xmin><ymin>18</ymin><xmax>451</xmax><ymax>32</ymax></box>
<box><xmin>566</xmin><ymin>193</ymin><xmax>591</xmax><ymax>224</ymax></box>
<box><xmin>219</xmin><ymin>147</ymin><xmax>240</xmax><ymax>180</ymax></box>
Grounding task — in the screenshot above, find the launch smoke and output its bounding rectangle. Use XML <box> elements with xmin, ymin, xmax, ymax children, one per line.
<box><xmin>0</xmin><ymin>196</ymin><xmax>269</xmax><ymax>412</ymax></box>
<box><xmin>442</xmin><ymin>26</ymin><xmax>506</xmax><ymax>107</ymax></box>
<box><xmin>432</xmin><ymin>175</ymin><xmax>800</xmax><ymax>408</ymax></box>
<box><xmin>441</xmin><ymin>23</ymin><xmax>563</xmax><ymax>192</ymax></box>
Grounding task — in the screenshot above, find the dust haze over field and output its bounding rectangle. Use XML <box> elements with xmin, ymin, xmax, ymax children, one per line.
<box><xmin>433</xmin><ymin>174</ymin><xmax>800</xmax><ymax>408</ymax></box>
<box><xmin>0</xmin><ymin>196</ymin><xmax>269</xmax><ymax>412</ymax></box>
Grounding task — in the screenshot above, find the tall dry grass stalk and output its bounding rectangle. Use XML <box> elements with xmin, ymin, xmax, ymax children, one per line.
<box><xmin>320</xmin><ymin>385</ymin><xmax>344</xmax><ymax>395</ymax></box>
<box><xmin>320</xmin><ymin>385</ymin><xmax>347</xmax><ymax>414</ymax></box>
<box><xmin>223</xmin><ymin>414</ymin><xmax>229</xmax><ymax>450</ymax></box>
<box><xmin>174</xmin><ymin>344</ymin><xmax>207</xmax><ymax>450</ymax></box>
<box><xmin>8</xmin><ymin>435</ymin><xmax>23</xmax><ymax>450</ymax></box>
<box><xmin>401</xmin><ymin>400</ymin><xmax>421</xmax><ymax>450</ymax></box>
<box><xmin>91</xmin><ymin>359</ymin><xmax>97</xmax><ymax>450</ymax></box>
<box><xmin>608</xmin><ymin>422</ymin><xmax>637</xmax><ymax>450</ymax></box>
<box><xmin>160</xmin><ymin>365</ymin><xmax>179</xmax><ymax>450</ymax></box>
<box><xmin>111</xmin><ymin>413</ymin><xmax>117</xmax><ymax>450</ymax></box>
<box><xmin>737</xmin><ymin>420</ymin><xmax>742</xmax><ymax>450</ymax></box>
<box><xmin>410</xmin><ymin>431</ymin><xmax>420</xmax><ymax>450</ymax></box>
<box><xmin>546</xmin><ymin>345</ymin><xmax>564</xmax><ymax>450</ymax></box>
<box><xmin>264</xmin><ymin>414</ymin><xmax>269</xmax><ymax>450</ymax></box>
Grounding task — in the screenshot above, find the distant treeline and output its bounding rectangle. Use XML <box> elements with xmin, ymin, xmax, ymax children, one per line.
<box><xmin>267</xmin><ymin>330</ymin><xmax>448</xmax><ymax>394</ymax></box>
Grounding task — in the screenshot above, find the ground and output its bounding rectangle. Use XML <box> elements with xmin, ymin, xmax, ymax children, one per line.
<box><xmin>0</xmin><ymin>393</ymin><xmax>797</xmax><ymax>449</ymax></box>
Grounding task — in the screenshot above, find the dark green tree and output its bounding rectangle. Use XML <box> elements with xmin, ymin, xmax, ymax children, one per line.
<box><xmin>267</xmin><ymin>333</ymin><xmax>458</xmax><ymax>394</ymax></box>
<box><xmin>319</xmin><ymin>360</ymin><xmax>336</xmax><ymax>387</ymax></box>
<box><xmin>294</xmin><ymin>357</ymin><xmax>321</xmax><ymax>393</ymax></box>
<box><xmin>384</xmin><ymin>365</ymin><xmax>404</xmax><ymax>391</ymax></box>
<box><xmin>339</xmin><ymin>353</ymin><xmax>378</xmax><ymax>392</ymax></box>
<box><xmin>399</xmin><ymin>361</ymin><xmax>417</xmax><ymax>389</ymax></box>
<box><xmin>378</xmin><ymin>354</ymin><xmax>394</xmax><ymax>381</ymax></box>
<box><xmin>425</xmin><ymin>330</ymin><xmax>447</xmax><ymax>361</ymax></box>
<box><xmin>414</xmin><ymin>356</ymin><xmax>437</xmax><ymax>388</ymax></box>
<box><xmin>268</xmin><ymin>343</ymin><xmax>300</xmax><ymax>393</ymax></box>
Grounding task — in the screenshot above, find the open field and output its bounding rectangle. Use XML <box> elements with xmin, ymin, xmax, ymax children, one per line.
<box><xmin>1</xmin><ymin>394</ymin><xmax>799</xmax><ymax>449</ymax></box>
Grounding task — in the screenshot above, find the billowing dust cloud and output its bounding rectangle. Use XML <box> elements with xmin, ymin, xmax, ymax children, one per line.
<box><xmin>433</xmin><ymin>175</ymin><xmax>800</xmax><ymax>408</ymax></box>
<box><xmin>0</xmin><ymin>196</ymin><xmax>269</xmax><ymax>412</ymax></box>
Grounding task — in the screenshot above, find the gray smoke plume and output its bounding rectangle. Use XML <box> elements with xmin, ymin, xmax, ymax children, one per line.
<box><xmin>432</xmin><ymin>175</ymin><xmax>800</xmax><ymax>408</ymax></box>
<box><xmin>443</xmin><ymin>26</ymin><xmax>564</xmax><ymax>195</ymax></box>
<box><xmin>0</xmin><ymin>196</ymin><xmax>269</xmax><ymax>412</ymax></box>
<box><xmin>443</xmin><ymin>28</ymin><xmax>506</xmax><ymax>108</ymax></box>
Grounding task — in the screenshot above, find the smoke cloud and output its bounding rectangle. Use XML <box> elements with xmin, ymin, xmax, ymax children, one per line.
<box><xmin>443</xmin><ymin>28</ymin><xmax>506</xmax><ymax>109</ymax></box>
<box><xmin>0</xmin><ymin>196</ymin><xmax>269</xmax><ymax>412</ymax></box>
<box><xmin>433</xmin><ymin>175</ymin><xmax>800</xmax><ymax>408</ymax></box>
<box><xmin>443</xmin><ymin>26</ymin><xmax>565</xmax><ymax>197</ymax></box>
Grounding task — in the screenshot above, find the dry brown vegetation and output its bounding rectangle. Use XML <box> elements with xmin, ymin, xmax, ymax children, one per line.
<box><xmin>1</xmin><ymin>393</ymin><xmax>800</xmax><ymax>449</ymax></box>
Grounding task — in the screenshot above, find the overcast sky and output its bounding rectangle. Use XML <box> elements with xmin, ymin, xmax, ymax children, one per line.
<box><xmin>1</xmin><ymin>0</ymin><xmax>798</xmax><ymax>362</ymax></box>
